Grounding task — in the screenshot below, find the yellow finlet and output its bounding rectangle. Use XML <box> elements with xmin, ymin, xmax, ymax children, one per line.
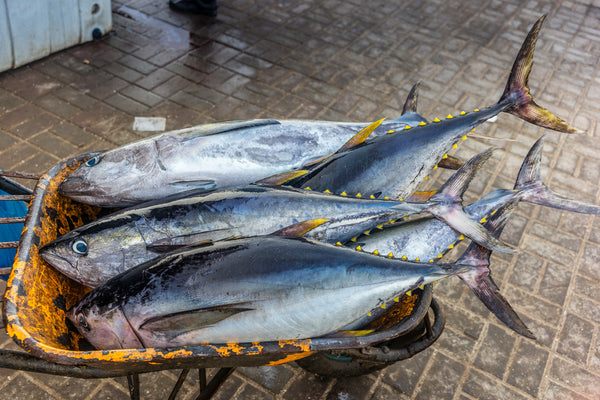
<box><xmin>424</xmin><ymin>176</ymin><xmax>429</xmax><ymax>181</ymax></box>
<box><xmin>350</xmin><ymin>237</ymin><xmax>357</xmax><ymax>242</ymax></box>
<box><xmin>419</xmin><ymin>121</ymin><xmax>427</xmax><ymax>126</ymax></box>
<box><xmin>369</xmin><ymin>195</ymin><xmax>375</xmax><ymax>199</ymax></box>
<box><xmin>459</xmin><ymin>234</ymin><xmax>465</xmax><ymax>240</ymax></box>
<box><xmin>356</xmin><ymin>246</ymin><xmax>362</xmax><ymax>251</ymax></box>
<box><xmin>415</xmin><ymin>257</ymin><xmax>420</xmax><ymax>262</ymax></box>
<box><xmin>367</xmin><ymin>312</ymin><xmax>372</xmax><ymax>316</ymax></box>
<box><xmin>356</xmin><ymin>193</ymin><xmax>362</xmax><ymax>198</ymax></box>
<box><xmin>324</xmin><ymin>189</ymin><xmax>331</xmax><ymax>194</ymax></box>
<box><xmin>480</xmin><ymin>216</ymin><xmax>487</xmax><ymax>223</ymax></box>
<box><xmin>437</xmin><ymin>254</ymin><xmax>443</xmax><ymax>258</ymax></box>
<box><xmin>364</xmin><ymin>230</ymin><xmax>371</xmax><ymax>235</ymax></box>
<box><xmin>433</xmin><ymin>165</ymin><xmax>438</xmax><ymax>170</ymax></box>
<box><xmin>461</xmin><ymin>135</ymin><xmax>467</xmax><ymax>140</ymax></box>
<box><xmin>442</xmin><ymin>153</ymin><xmax>448</xmax><ymax>159</ymax></box>
<box><xmin>305</xmin><ymin>187</ymin><xmax>311</xmax><ymax>191</ymax></box>
<box><xmin>380</xmin><ymin>303</ymin><xmax>386</xmax><ymax>309</ymax></box>
<box><xmin>384</xmin><ymin>196</ymin><xmax>389</xmax><ymax>200</ymax></box>
<box><xmin>447</xmin><ymin>243</ymin><xmax>454</xmax><ymax>249</ymax></box>
<box><xmin>433</xmin><ymin>117</ymin><xmax>441</xmax><ymax>122</ymax></box>
<box><xmin>429</xmin><ymin>259</ymin><xmax>434</xmax><ymax>263</ymax></box>
<box><xmin>446</xmin><ymin>114</ymin><xmax>454</xmax><ymax>119</ymax></box>
<box><xmin>406</xmin><ymin>290</ymin><xmax>412</xmax><ymax>296</ymax></box>
<box><xmin>341</xmin><ymin>191</ymin><xmax>347</xmax><ymax>196</ymax></box>
<box><xmin>474</xmin><ymin>108</ymin><xmax>480</xmax><ymax>112</ymax></box>
<box><xmin>335</xmin><ymin>242</ymin><xmax>342</xmax><ymax>246</ymax></box>
<box><xmin>388</xmin><ymin>130</ymin><xmax>396</xmax><ymax>134</ymax></box>
<box><xmin>372</xmin><ymin>249</ymin><xmax>379</xmax><ymax>255</ymax></box>
<box><xmin>376</xmin><ymin>225</ymin><xmax>383</xmax><ymax>230</ymax></box>
<box><xmin>404</xmin><ymin>125</ymin><xmax>411</xmax><ymax>130</ymax></box>
<box><xmin>491</xmin><ymin>209</ymin><xmax>497</xmax><ymax>215</ymax></box>
<box><xmin>419</xmin><ymin>285</ymin><xmax>424</xmax><ymax>290</ymax></box>
<box><xmin>452</xmin><ymin>143</ymin><xmax>458</xmax><ymax>149</ymax></box>
<box><xmin>388</xmin><ymin>252</ymin><xmax>394</xmax><ymax>258</ymax></box>
<box><xmin>460</xmin><ymin>111</ymin><xmax>466</xmax><ymax>115</ymax></box>
<box><xmin>401</xmin><ymin>255</ymin><xmax>407</xmax><ymax>260</ymax></box>
<box><xmin>394</xmin><ymin>296</ymin><xmax>400</xmax><ymax>302</ymax></box>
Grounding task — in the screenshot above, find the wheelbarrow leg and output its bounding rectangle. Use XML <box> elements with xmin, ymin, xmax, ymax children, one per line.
<box><xmin>167</xmin><ymin>369</ymin><xmax>190</xmax><ymax>400</ymax></box>
<box><xmin>127</xmin><ymin>373</ymin><xmax>140</xmax><ymax>400</ymax></box>
<box><xmin>194</xmin><ymin>367</ymin><xmax>235</xmax><ymax>400</ymax></box>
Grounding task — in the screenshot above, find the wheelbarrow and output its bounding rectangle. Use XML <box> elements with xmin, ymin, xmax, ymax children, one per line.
<box><xmin>0</xmin><ymin>154</ymin><xmax>446</xmax><ymax>399</ymax></box>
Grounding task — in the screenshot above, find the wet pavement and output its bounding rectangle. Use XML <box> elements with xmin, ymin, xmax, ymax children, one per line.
<box><xmin>1</xmin><ymin>0</ymin><xmax>600</xmax><ymax>398</ymax></box>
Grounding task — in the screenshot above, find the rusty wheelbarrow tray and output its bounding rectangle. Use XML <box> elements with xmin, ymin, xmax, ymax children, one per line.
<box><xmin>0</xmin><ymin>154</ymin><xmax>445</xmax><ymax>397</ymax></box>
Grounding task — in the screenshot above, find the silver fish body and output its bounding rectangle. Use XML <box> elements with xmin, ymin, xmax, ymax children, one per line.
<box><xmin>41</xmin><ymin>185</ymin><xmax>432</xmax><ymax>287</ymax></box>
<box><xmin>68</xmin><ymin>235</ymin><xmax>469</xmax><ymax>349</ymax></box>
<box><xmin>59</xmin><ymin>118</ymin><xmax>421</xmax><ymax>207</ymax></box>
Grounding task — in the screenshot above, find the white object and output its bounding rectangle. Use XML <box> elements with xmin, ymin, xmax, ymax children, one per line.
<box><xmin>133</xmin><ymin>117</ymin><xmax>167</xmax><ymax>132</ymax></box>
<box><xmin>0</xmin><ymin>0</ymin><xmax>112</xmax><ymax>72</ymax></box>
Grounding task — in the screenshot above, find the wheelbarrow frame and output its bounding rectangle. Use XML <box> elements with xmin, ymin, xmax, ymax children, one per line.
<box><xmin>0</xmin><ymin>154</ymin><xmax>445</xmax><ymax>398</ymax></box>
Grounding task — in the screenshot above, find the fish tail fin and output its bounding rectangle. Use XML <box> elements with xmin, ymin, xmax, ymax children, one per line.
<box><xmin>455</xmin><ymin>202</ymin><xmax>536</xmax><ymax>339</ymax></box>
<box><xmin>499</xmin><ymin>15</ymin><xmax>581</xmax><ymax>134</ymax></box>
<box><xmin>427</xmin><ymin>148</ymin><xmax>514</xmax><ymax>253</ymax></box>
<box><xmin>515</xmin><ymin>136</ymin><xmax>600</xmax><ymax>214</ymax></box>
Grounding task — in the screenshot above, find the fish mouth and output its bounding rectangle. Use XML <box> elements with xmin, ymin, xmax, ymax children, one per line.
<box><xmin>39</xmin><ymin>250</ymin><xmax>79</xmax><ymax>280</ymax></box>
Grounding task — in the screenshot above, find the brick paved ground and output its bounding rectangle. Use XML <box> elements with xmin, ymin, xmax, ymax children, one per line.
<box><xmin>0</xmin><ymin>0</ymin><xmax>599</xmax><ymax>399</ymax></box>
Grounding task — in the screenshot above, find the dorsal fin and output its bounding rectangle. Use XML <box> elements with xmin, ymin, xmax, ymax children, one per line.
<box><xmin>273</xmin><ymin>218</ymin><xmax>330</xmax><ymax>237</ymax></box>
<box><xmin>337</xmin><ymin>118</ymin><xmax>385</xmax><ymax>152</ymax></box>
<box><xmin>255</xmin><ymin>170</ymin><xmax>310</xmax><ymax>185</ymax></box>
<box><xmin>402</xmin><ymin>82</ymin><xmax>420</xmax><ymax>114</ymax></box>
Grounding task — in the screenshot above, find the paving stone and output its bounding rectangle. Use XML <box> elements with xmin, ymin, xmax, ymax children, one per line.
<box><xmin>282</xmin><ymin>371</ymin><xmax>330</xmax><ymax>400</ymax></box>
<box><xmin>549</xmin><ymin>356</ymin><xmax>600</xmax><ymax>399</ymax></box>
<box><xmin>473</xmin><ymin>324</ymin><xmax>516</xmax><ymax>379</ymax></box>
<box><xmin>462</xmin><ymin>369</ymin><xmax>530</xmax><ymax>400</ymax></box>
<box><xmin>237</xmin><ymin>365</ymin><xmax>294</xmax><ymax>395</ymax></box>
<box><xmin>381</xmin><ymin>348</ymin><xmax>433</xmax><ymax>396</ymax></box>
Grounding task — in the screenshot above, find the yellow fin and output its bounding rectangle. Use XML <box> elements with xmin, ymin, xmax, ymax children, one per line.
<box><xmin>387</xmin><ymin>130</ymin><xmax>395</xmax><ymax>134</ymax></box>
<box><xmin>274</xmin><ymin>218</ymin><xmax>330</xmax><ymax>237</ymax></box>
<box><xmin>338</xmin><ymin>118</ymin><xmax>385</xmax><ymax>151</ymax></box>
<box><xmin>304</xmin><ymin>187</ymin><xmax>311</xmax><ymax>191</ymax></box>
<box><xmin>404</xmin><ymin>125</ymin><xmax>411</xmax><ymax>130</ymax></box>
<box><xmin>388</xmin><ymin>252</ymin><xmax>393</xmax><ymax>258</ymax></box>
<box><xmin>419</xmin><ymin>121</ymin><xmax>427</xmax><ymax>126</ymax></box>
<box><xmin>433</xmin><ymin>117</ymin><xmax>441</xmax><ymax>122</ymax></box>
<box><xmin>356</xmin><ymin>193</ymin><xmax>362</xmax><ymax>198</ymax></box>
<box><xmin>356</xmin><ymin>246</ymin><xmax>362</xmax><ymax>251</ymax></box>
<box><xmin>341</xmin><ymin>191</ymin><xmax>347</xmax><ymax>196</ymax></box>
<box><xmin>460</xmin><ymin>111</ymin><xmax>466</xmax><ymax>115</ymax></box>
<box><xmin>446</xmin><ymin>114</ymin><xmax>454</xmax><ymax>119</ymax></box>
<box><xmin>256</xmin><ymin>170</ymin><xmax>309</xmax><ymax>185</ymax></box>
<box><xmin>335</xmin><ymin>242</ymin><xmax>342</xmax><ymax>246</ymax></box>
<box><xmin>406</xmin><ymin>290</ymin><xmax>412</xmax><ymax>296</ymax></box>
<box><xmin>324</xmin><ymin>189</ymin><xmax>331</xmax><ymax>194</ymax></box>
<box><xmin>372</xmin><ymin>249</ymin><xmax>379</xmax><ymax>255</ymax></box>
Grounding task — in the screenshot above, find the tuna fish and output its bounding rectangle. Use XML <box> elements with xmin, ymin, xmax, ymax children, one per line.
<box><xmin>348</xmin><ymin>136</ymin><xmax>600</xmax><ymax>337</ymax></box>
<box><xmin>41</xmin><ymin>148</ymin><xmax>503</xmax><ymax>288</ymax></box>
<box><xmin>58</xmin><ymin>109</ymin><xmax>423</xmax><ymax>207</ymax></box>
<box><xmin>266</xmin><ymin>16</ymin><xmax>580</xmax><ymax>200</ymax></box>
<box><xmin>67</xmin><ymin>234</ymin><xmax>481</xmax><ymax>349</ymax></box>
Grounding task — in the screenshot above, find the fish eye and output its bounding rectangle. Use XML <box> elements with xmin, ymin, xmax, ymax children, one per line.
<box><xmin>85</xmin><ymin>156</ymin><xmax>101</xmax><ymax>167</ymax></box>
<box><xmin>72</xmin><ymin>239</ymin><xmax>88</xmax><ymax>256</ymax></box>
<box><xmin>77</xmin><ymin>313</ymin><xmax>89</xmax><ymax>330</ymax></box>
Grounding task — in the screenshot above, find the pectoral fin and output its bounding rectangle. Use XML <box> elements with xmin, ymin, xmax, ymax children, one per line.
<box><xmin>139</xmin><ymin>305</ymin><xmax>253</xmax><ymax>334</ymax></box>
<box><xmin>169</xmin><ymin>179</ymin><xmax>217</xmax><ymax>192</ymax></box>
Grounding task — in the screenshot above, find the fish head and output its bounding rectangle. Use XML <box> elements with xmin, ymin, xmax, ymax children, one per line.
<box><xmin>68</xmin><ymin>299</ymin><xmax>143</xmax><ymax>350</ymax></box>
<box><xmin>39</xmin><ymin>223</ymin><xmax>145</xmax><ymax>287</ymax></box>
<box><xmin>60</xmin><ymin>143</ymin><xmax>162</xmax><ymax>206</ymax></box>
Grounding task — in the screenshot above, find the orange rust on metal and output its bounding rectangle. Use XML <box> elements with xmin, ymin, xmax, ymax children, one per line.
<box><xmin>266</xmin><ymin>351</ymin><xmax>315</xmax><ymax>366</ymax></box>
<box><xmin>363</xmin><ymin>293</ymin><xmax>419</xmax><ymax>331</ymax></box>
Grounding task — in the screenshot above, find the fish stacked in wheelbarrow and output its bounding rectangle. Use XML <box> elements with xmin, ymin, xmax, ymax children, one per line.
<box><xmin>40</xmin><ymin>15</ymin><xmax>600</xmax><ymax>350</ymax></box>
